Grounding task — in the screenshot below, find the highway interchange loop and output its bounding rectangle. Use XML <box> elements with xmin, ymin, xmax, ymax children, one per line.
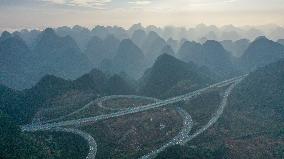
<box><xmin>21</xmin><ymin>75</ymin><xmax>246</xmax><ymax>159</ymax></box>
<box><xmin>45</xmin><ymin>127</ymin><xmax>97</xmax><ymax>159</ymax></box>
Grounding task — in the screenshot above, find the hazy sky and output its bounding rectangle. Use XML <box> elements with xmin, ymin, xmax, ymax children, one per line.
<box><xmin>0</xmin><ymin>0</ymin><xmax>284</xmax><ymax>29</ymax></box>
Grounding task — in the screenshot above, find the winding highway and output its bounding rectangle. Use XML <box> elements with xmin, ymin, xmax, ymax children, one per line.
<box><xmin>34</xmin><ymin>95</ymin><xmax>159</xmax><ymax>124</ymax></box>
<box><xmin>38</xmin><ymin>127</ymin><xmax>97</xmax><ymax>159</ymax></box>
<box><xmin>44</xmin><ymin>100</ymin><xmax>98</xmax><ymax>124</ymax></box>
<box><xmin>140</xmin><ymin>80</ymin><xmax>241</xmax><ymax>159</ymax></box>
<box><xmin>22</xmin><ymin>75</ymin><xmax>245</xmax><ymax>132</ymax></box>
<box><xmin>180</xmin><ymin>81</ymin><xmax>239</xmax><ymax>145</ymax></box>
<box><xmin>140</xmin><ymin>107</ymin><xmax>193</xmax><ymax>159</ymax></box>
<box><xmin>96</xmin><ymin>95</ymin><xmax>160</xmax><ymax>111</ymax></box>
<box><xmin>21</xmin><ymin>75</ymin><xmax>246</xmax><ymax>159</ymax></box>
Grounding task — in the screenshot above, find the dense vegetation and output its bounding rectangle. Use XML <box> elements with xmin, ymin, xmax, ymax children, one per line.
<box><xmin>0</xmin><ymin>110</ymin><xmax>89</xmax><ymax>159</ymax></box>
<box><xmin>0</xmin><ymin>111</ymin><xmax>45</xmax><ymax>159</ymax></box>
<box><xmin>156</xmin><ymin>144</ymin><xmax>226</xmax><ymax>159</ymax></box>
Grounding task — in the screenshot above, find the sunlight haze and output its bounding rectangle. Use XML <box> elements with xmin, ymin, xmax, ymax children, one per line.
<box><xmin>0</xmin><ymin>0</ymin><xmax>284</xmax><ymax>29</ymax></box>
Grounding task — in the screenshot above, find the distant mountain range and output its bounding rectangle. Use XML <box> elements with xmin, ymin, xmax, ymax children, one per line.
<box><xmin>131</xmin><ymin>29</ymin><xmax>147</xmax><ymax>48</ymax></box>
<box><xmin>141</xmin><ymin>31</ymin><xmax>168</xmax><ymax>65</ymax></box>
<box><xmin>112</xmin><ymin>39</ymin><xmax>145</xmax><ymax>78</ymax></box>
<box><xmin>84</xmin><ymin>35</ymin><xmax>120</xmax><ymax>67</ymax></box>
<box><xmin>220</xmin><ymin>39</ymin><xmax>250</xmax><ymax>57</ymax></box>
<box><xmin>8</xmin><ymin>24</ymin><xmax>284</xmax><ymax>46</ymax></box>
<box><xmin>0</xmin><ymin>32</ymin><xmax>37</xmax><ymax>89</ymax></box>
<box><xmin>33</xmin><ymin>28</ymin><xmax>92</xmax><ymax>79</ymax></box>
<box><xmin>1</xmin><ymin>25</ymin><xmax>284</xmax><ymax>90</ymax></box>
<box><xmin>177</xmin><ymin>40</ymin><xmax>238</xmax><ymax>78</ymax></box>
<box><xmin>0</xmin><ymin>28</ymin><xmax>93</xmax><ymax>89</ymax></box>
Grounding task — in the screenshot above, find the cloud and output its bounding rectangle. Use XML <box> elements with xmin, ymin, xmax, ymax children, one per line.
<box><xmin>128</xmin><ymin>0</ymin><xmax>152</xmax><ymax>5</ymax></box>
<box><xmin>42</xmin><ymin>0</ymin><xmax>112</xmax><ymax>8</ymax></box>
<box><xmin>45</xmin><ymin>0</ymin><xmax>65</xmax><ymax>4</ymax></box>
<box><xmin>224</xmin><ymin>0</ymin><xmax>236</xmax><ymax>3</ymax></box>
<box><xmin>0</xmin><ymin>0</ymin><xmax>42</xmax><ymax>6</ymax></box>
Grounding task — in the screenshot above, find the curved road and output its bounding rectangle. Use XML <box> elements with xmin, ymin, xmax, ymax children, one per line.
<box><xmin>140</xmin><ymin>80</ymin><xmax>242</xmax><ymax>159</ymax></box>
<box><xmin>34</xmin><ymin>75</ymin><xmax>245</xmax><ymax>126</ymax></box>
<box><xmin>22</xmin><ymin>75</ymin><xmax>246</xmax><ymax>159</ymax></box>
<box><xmin>180</xmin><ymin>80</ymin><xmax>240</xmax><ymax>145</ymax></box>
<box><xmin>36</xmin><ymin>127</ymin><xmax>97</xmax><ymax>159</ymax></box>
<box><xmin>22</xmin><ymin>75</ymin><xmax>245</xmax><ymax>132</ymax></box>
<box><xmin>96</xmin><ymin>95</ymin><xmax>160</xmax><ymax>111</ymax></box>
<box><xmin>140</xmin><ymin>107</ymin><xmax>193</xmax><ymax>159</ymax></box>
<box><xmin>44</xmin><ymin>100</ymin><xmax>98</xmax><ymax>124</ymax></box>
